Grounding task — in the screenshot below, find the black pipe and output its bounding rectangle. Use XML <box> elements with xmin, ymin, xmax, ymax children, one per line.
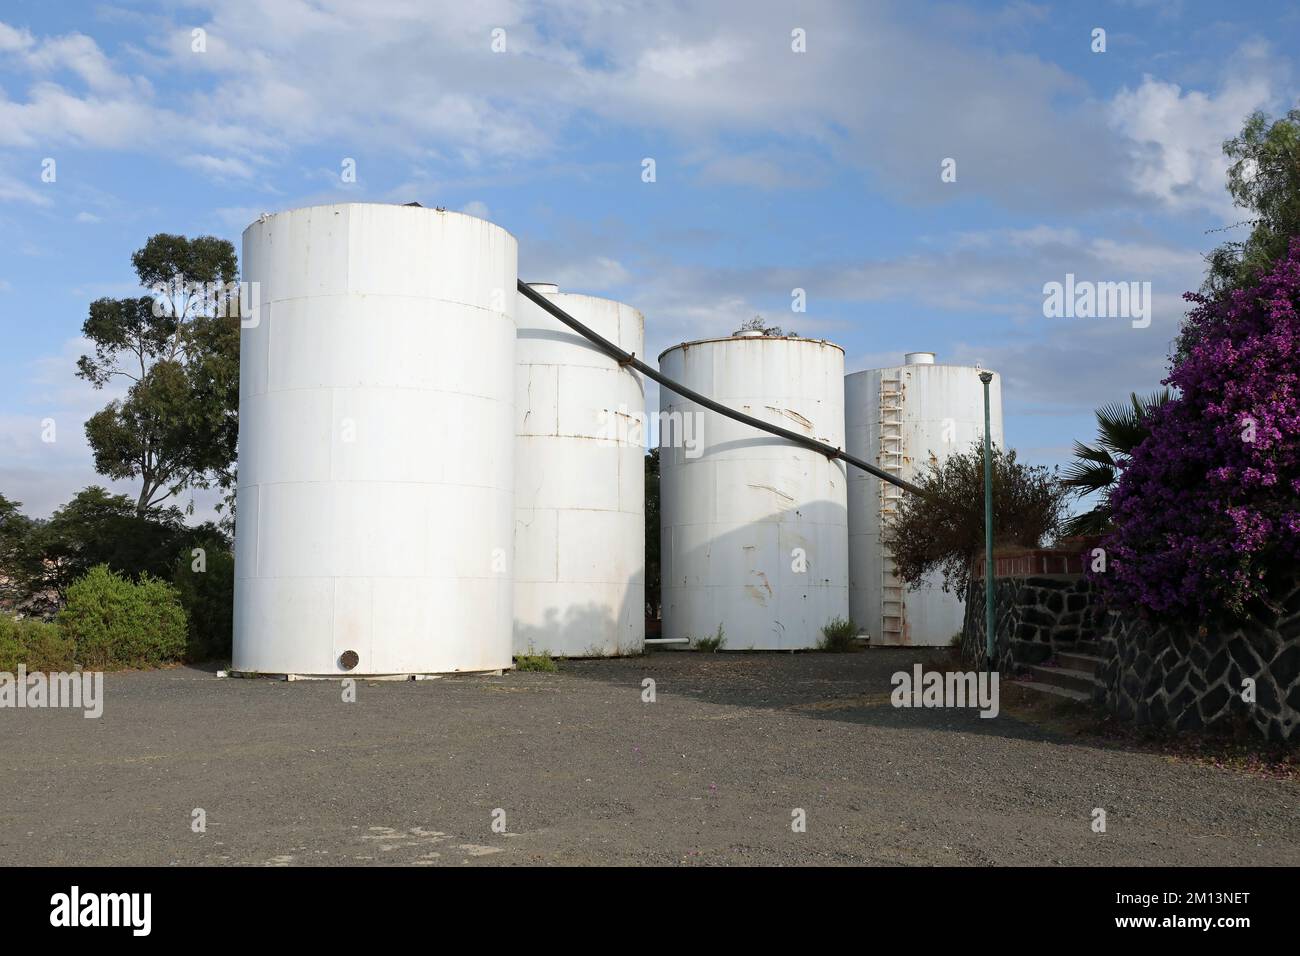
<box><xmin>517</xmin><ymin>280</ymin><xmax>927</xmax><ymax>496</ymax></box>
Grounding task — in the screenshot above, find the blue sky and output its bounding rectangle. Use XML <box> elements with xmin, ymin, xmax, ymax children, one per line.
<box><xmin>1</xmin><ymin>0</ymin><xmax>1297</xmax><ymax>518</ymax></box>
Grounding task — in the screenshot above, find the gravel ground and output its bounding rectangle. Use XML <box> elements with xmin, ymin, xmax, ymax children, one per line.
<box><xmin>2</xmin><ymin>649</ymin><xmax>1297</xmax><ymax>866</ymax></box>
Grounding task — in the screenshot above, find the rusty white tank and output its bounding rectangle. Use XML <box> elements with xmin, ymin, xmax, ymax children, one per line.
<box><xmin>658</xmin><ymin>334</ymin><xmax>849</xmax><ymax>650</ymax></box>
<box><xmin>513</xmin><ymin>283</ymin><xmax>645</xmax><ymax>657</ymax></box>
<box><xmin>845</xmin><ymin>352</ymin><xmax>1004</xmax><ymax>646</ymax></box>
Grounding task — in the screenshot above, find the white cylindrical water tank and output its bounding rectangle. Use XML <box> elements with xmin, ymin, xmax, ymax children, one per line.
<box><xmin>513</xmin><ymin>283</ymin><xmax>645</xmax><ymax>657</ymax></box>
<box><xmin>845</xmin><ymin>354</ymin><xmax>1004</xmax><ymax>646</ymax></box>
<box><xmin>234</xmin><ymin>203</ymin><xmax>517</xmax><ymax>676</ymax></box>
<box><xmin>659</xmin><ymin>335</ymin><xmax>849</xmax><ymax>650</ymax></box>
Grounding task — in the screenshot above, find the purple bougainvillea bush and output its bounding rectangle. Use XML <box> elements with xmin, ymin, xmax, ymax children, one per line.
<box><xmin>1094</xmin><ymin>238</ymin><xmax>1300</xmax><ymax>621</ymax></box>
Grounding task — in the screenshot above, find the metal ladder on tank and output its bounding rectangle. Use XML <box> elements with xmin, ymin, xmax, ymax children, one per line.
<box><xmin>878</xmin><ymin>375</ymin><xmax>906</xmax><ymax>644</ymax></box>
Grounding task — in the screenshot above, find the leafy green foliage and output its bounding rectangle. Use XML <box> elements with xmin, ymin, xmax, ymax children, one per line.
<box><xmin>1181</xmin><ymin>109</ymin><xmax>1300</xmax><ymax>356</ymax></box>
<box><xmin>58</xmin><ymin>565</ymin><xmax>188</xmax><ymax>668</ymax></box>
<box><xmin>0</xmin><ymin>615</ymin><xmax>76</xmax><ymax>673</ymax></box>
<box><xmin>77</xmin><ymin>233</ymin><xmax>241</xmax><ymax>517</ymax></box>
<box><xmin>818</xmin><ymin>616</ymin><xmax>857</xmax><ymax>652</ymax></box>
<box><xmin>1061</xmin><ymin>390</ymin><xmax>1170</xmax><ymax>536</ymax></box>
<box><xmin>34</xmin><ymin>488</ymin><xmax>213</xmax><ymax>596</ymax></box>
<box><xmin>0</xmin><ymin>487</ymin><xmax>227</xmax><ymax>619</ymax></box>
<box><xmin>692</xmin><ymin>624</ymin><xmax>726</xmax><ymax>652</ymax></box>
<box><xmin>0</xmin><ymin>493</ymin><xmax>41</xmax><ymax>603</ymax></box>
<box><xmin>883</xmin><ymin>442</ymin><xmax>1068</xmax><ymax>601</ymax></box>
<box><xmin>514</xmin><ymin>649</ymin><xmax>558</xmax><ymax>672</ymax></box>
<box><xmin>171</xmin><ymin>540</ymin><xmax>235</xmax><ymax>661</ymax></box>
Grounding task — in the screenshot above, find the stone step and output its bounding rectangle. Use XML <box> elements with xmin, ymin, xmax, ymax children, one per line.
<box><xmin>1065</xmin><ymin>639</ymin><xmax>1104</xmax><ymax>656</ymax></box>
<box><xmin>1024</xmin><ymin>663</ymin><xmax>1095</xmax><ymax>694</ymax></box>
<box><xmin>1011</xmin><ymin>679</ymin><xmax>1092</xmax><ymax>703</ymax></box>
<box><xmin>1056</xmin><ymin>651</ymin><xmax>1103</xmax><ymax>675</ymax></box>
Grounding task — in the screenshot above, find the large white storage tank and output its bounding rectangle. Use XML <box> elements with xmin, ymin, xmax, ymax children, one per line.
<box><xmin>659</xmin><ymin>333</ymin><xmax>849</xmax><ymax>650</ymax></box>
<box><xmin>845</xmin><ymin>352</ymin><xmax>1004</xmax><ymax>646</ymax></box>
<box><xmin>234</xmin><ymin>203</ymin><xmax>517</xmax><ymax>676</ymax></box>
<box><xmin>514</xmin><ymin>283</ymin><xmax>645</xmax><ymax>657</ymax></box>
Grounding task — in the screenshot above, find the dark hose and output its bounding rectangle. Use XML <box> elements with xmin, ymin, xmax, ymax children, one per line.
<box><xmin>517</xmin><ymin>280</ymin><xmax>927</xmax><ymax>496</ymax></box>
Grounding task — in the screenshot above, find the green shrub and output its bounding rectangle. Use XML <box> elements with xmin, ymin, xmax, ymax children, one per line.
<box><xmin>58</xmin><ymin>565</ymin><xmax>187</xmax><ymax>668</ymax></box>
<box><xmin>171</xmin><ymin>540</ymin><xmax>234</xmax><ymax>661</ymax></box>
<box><xmin>692</xmin><ymin>624</ymin><xmax>726</xmax><ymax>652</ymax></box>
<box><xmin>818</xmin><ymin>616</ymin><xmax>857</xmax><ymax>652</ymax></box>
<box><xmin>514</xmin><ymin>650</ymin><xmax>558</xmax><ymax>672</ymax></box>
<box><xmin>0</xmin><ymin>614</ymin><xmax>77</xmax><ymax>672</ymax></box>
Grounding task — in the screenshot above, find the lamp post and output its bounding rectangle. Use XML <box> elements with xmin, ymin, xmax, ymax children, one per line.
<box><xmin>979</xmin><ymin>371</ymin><xmax>995</xmax><ymax>671</ymax></box>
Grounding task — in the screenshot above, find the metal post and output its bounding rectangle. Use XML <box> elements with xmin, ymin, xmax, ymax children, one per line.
<box><xmin>979</xmin><ymin>371</ymin><xmax>995</xmax><ymax>671</ymax></box>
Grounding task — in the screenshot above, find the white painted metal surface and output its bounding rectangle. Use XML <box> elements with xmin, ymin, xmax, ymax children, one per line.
<box><xmin>845</xmin><ymin>355</ymin><xmax>1004</xmax><ymax>647</ymax></box>
<box><xmin>514</xmin><ymin>283</ymin><xmax>645</xmax><ymax>657</ymax></box>
<box><xmin>659</xmin><ymin>336</ymin><xmax>849</xmax><ymax>650</ymax></box>
<box><xmin>234</xmin><ymin>203</ymin><xmax>517</xmax><ymax>675</ymax></box>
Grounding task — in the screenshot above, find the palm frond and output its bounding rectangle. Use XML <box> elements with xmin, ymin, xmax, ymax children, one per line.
<box><xmin>1132</xmin><ymin>388</ymin><xmax>1171</xmax><ymax>419</ymax></box>
<box><xmin>1060</xmin><ymin>459</ymin><xmax>1117</xmax><ymax>493</ymax></box>
<box><xmin>1094</xmin><ymin>389</ymin><xmax>1171</xmax><ymax>457</ymax></box>
<box><xmin>1094</xmin><ymin>400</ymin><xmax>1146</xmax><ymax>456</ymax></box>
<box><xmin>1069</xmin><ymin>439</ymin><xmax>1116</xmax><ymax>466</ymax></box>
<box><xmin>1062</xmin><ymin>506</ymin><xmax>1113</xmax><ymax>537</ymax></box>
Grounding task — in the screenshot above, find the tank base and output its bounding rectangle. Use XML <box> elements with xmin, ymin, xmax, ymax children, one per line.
<box><xmin>219</xmin><ymin>670</ymin><xmax>505</xmax><ymax>681</ymax></box>
<box><xmin>867</xmin><ymin>635</ymin><xmax>952</xmax><ymax>648</ymax></box>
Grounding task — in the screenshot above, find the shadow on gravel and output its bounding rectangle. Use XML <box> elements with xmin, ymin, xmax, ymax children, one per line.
<box><xmin>547</xmin><ymin>651</ymin><xmax>1300</xmax><ymax>776</ymax></box>
<box><xmin>552</xmin><ymin>648</ymin><xmax>1076</xmax><ymax>746</ymax></box>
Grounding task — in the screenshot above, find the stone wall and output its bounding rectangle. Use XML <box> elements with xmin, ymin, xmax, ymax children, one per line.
<box><xmin>1096</xmin><ymin>585</ymin><xmax>1300</xmax><ymax>742</ymax></box>
<box><xmin>962</xmin><ymin>573</ymin><xmax>1107</xmax><ymax>670</ymax></box>
<box><xmin>962</xmin><ymin>552</ymin><xmax>1300</xmax><ymax>742</ymax></box>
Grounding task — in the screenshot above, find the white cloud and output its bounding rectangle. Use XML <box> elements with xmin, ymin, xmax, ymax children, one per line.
<box><xmin>0</xmin><ymin>81</ymin><xmax>167</xmax><ymax>149</ymax></box>
<box><xmin>0</xmin><ymin>2</ymin><xmax>1290</xmax><ymax>491</ymax></box>
<box><xmin>635</xmin><ymin>35</ymin><xmax>747</xmax><ymax>83</ymax></box>
<box><xmin>0</xmin><ymin>22</ymin><xmax>33</xmax><ymax>54</ymax></box>
<box><xmin>181</xmin><ymin>153</ymin><xmax>257</xmax><ymax>180</ymax></box>
<box><xmin>0</xmin><ymin>338</ymin><xmax>122</xmax><ymax>518</ymax></box>
<box><xmin>691</xmin><ymin>147</ymin><xmax>828</xmax><ymax>190</ymax></box>
<box><xmin>518</xmin><ymin>213</ymin><xmax>1205</xmax><ymax>430</ymax></box>
<box><xmin>0</xmin><ymin>5</ymin><xmax>1290</xmax><ymax>219</ymax></box>
<box><xmin>0</xmin><ymin>21</ymin><xmax>261</xmax><ymax>162</ymax></box>
<box><xmin>550</xmin><ymin>255</ymin><xmax>630</xmax><ymax>291</ymax></box>
<box><xmin>0</xmin><ymin>169</ymin><xmax>53</xmax><ymax>205</ymax></box>
<box><xmin>1108</xmin><ymin>43</ymin><xmax>1285</xmax><ymax>215</ymax></box>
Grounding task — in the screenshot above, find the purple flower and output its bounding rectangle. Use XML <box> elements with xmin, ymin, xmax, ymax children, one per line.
<box><xmin>1091</xmin><ymin>239</ymin><xmax>1300</xmax><ymax>619</ymax></box>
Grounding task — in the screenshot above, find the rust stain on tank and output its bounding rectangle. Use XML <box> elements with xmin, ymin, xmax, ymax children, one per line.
<box><xmin>783</xmin><ymin>408</ymin><xmax>814</xmax><ymax>431</ymax></box>
<box><xmin>748</xmin><ymin>483</ymin><xmax>794</xmax><ymax>503</ymax></box>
